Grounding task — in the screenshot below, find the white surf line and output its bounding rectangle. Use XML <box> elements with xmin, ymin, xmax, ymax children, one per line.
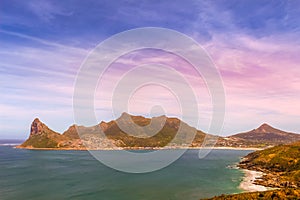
<box><xmin>239</xmin><ymin>169</ymin><xmax>270</xmax><ymax>192</ymax></box>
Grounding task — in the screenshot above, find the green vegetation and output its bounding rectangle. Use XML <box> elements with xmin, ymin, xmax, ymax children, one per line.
<box><xmin>19</xmin><ymin>114</ymin><xmax>300</xmax><ymax>150</ymax></box>
<box><xmin>204</xmin><ymin>141</ymin><xmax>300</xmax><ymax>200</ymax></box>
<box><xmin>203</xmin><ymin>188</ymin><xmax>300</xmax><ymax>200</ymax></box>
<box><xmin>21</xmin><ymin>134</ymin><xmax>58</xmax><ymax>148</ymax></box>
<box><xmin>225</xmin><ymin>123</ymin><xmax>300</xmax><ymax>147</ymax></box>
<box><xmin>19</xmin><ymin>114</ymin><xmax>207</xmax><ymax>149</ymax></box>
<box><xmin>239</xmin><ymin>141</ymin><xmax>300</xmax><ymax>187</ymax></box>
<box><xmin>104</xmin><ymin>116</ymin><xmax>205</xmax><ymax>147</ymax></box>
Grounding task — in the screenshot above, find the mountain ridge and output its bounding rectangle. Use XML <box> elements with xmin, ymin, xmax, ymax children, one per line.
<box><xmin>18</xmin><ymin>114</ymin><xmax>300</xmax><ymax>149</ymax></box>
<box><xmin>229</xmin><ymin>123</ymin><xmax>300</xmax><ymax>146</ymax></box>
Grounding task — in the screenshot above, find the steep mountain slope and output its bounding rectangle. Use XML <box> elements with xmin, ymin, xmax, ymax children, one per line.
<box><xmin>19</xmin><ymin>118</ymin><xmax>87</xmax><ymax>149</ymax></box>
<box><xmin>20</xmin><ymin>118</ymin><xmax>67</xmax><ymax>148</ymax></box>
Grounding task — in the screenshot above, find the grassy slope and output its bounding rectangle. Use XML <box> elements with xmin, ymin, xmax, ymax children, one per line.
<box><xmin>104</xmin><ymin>117</ymin><xmax>206</xmax><ymax>147</ymax></box>
<box><xmin>21</xmin><ymin>132</ymin><xmax>60</xmax><ymax>148</ymax></box>
<box><xmin>203</xmin><ymin>188</ymin><xmax>300</xmax><ymax>200</ymax></box>
<box><xmin>239</xmin><ymin>141</ymin><xmax>300</xmax><ymax>186</ymax></box>
<box><xmin>205</xmin><ymin>142</ymin><xmax>300</xmax><ymax>199</ymax></box>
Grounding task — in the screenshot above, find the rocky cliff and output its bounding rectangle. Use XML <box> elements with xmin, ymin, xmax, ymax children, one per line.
<box><xmin>20</xmin><ymin>118</ymin><xmax>66</xmax><ymax>148</ymax></box>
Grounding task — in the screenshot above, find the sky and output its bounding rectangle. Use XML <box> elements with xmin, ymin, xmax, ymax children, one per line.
<box><xmin>1</xmin><ymin>0</ymin><xmax>300</xmax><ymax>139</ymax></box>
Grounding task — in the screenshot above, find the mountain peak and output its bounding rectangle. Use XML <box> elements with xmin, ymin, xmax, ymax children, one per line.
<box><xmin>259</xmin><ymin>123</ymin><xmax>272</xmax><ymax>129</ymax></box>
<box><xmin>30</xmin><ymin>118</ymin><xmax>46</xmax><ymax>136</ymax></box>
<box><xmin>33</xmin><ymin>118</ymin><xmax>41</xmax><ymax>123</ymax></box>
<box><xmin>260</xmin><ymin>123</ymin><xmax>271</xmax><ymax>127</ymax></box>
<box><xmin>255</xmin><ymin>123</ymin><xmax>282</xmax><ymax>134</ymax></box>
<box><xmin>120</xmin><ymin>112</ymin><xmax>130</xmax><ymax>117</ymax></box>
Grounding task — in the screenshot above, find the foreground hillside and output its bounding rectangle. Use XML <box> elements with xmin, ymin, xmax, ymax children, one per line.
<box><xmin>204</xmin><ymin>142</ymin><xmax>300</xmax><ymax>199</ymax></box>
<box><xmin>238</xmin><ymin>141</ymin><xmax>300</xmax><ymax>188</ymax></box>
<box><xmin>203</xmin><ymin>188</ymin><xmax>300</xmax><ymax>200</ymax></box>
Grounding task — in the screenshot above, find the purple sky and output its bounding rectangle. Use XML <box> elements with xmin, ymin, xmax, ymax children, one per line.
<box><xmin>1</xmin><ymin>0</ymin><xmax>300</xmax><ymax>139</ymax></box>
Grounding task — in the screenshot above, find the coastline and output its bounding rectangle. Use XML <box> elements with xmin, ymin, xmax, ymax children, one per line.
<box><xmin>204</xmin><ymin>168</ymin><xmax>298</xmax><ymax>200</ymax></box>
<box><xmin>15</xmin><ymin>146</ymin><xmax>264</xmax><ymax>151</ymax></box>
<box><xmin>239</xmin><ymin>169</ymin><xmax>271</xmax><ymax>192</ymax></box>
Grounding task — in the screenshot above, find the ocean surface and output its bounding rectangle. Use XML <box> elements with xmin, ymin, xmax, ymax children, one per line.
<box><xmin>0</xmin><ymin>144</ymin><xmax>253</xmax><ymax>200</ymax></box>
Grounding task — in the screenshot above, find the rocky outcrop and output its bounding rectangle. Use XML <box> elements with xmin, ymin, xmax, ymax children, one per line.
<box><xmin>30</xmin><ymin>118</ymin><xmax>51</xmax><ymax>136</ymax></box>
<box><xmin>19</xmin><ymin>118</ymin><xmax>64</xmax><ymax>148</ymax></box>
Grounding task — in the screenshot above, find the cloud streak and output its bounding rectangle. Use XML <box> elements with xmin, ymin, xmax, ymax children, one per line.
<box><xmin>1</xmin><ymin>0</ymin><xmax>300</xmax><ymax>139</ymax></box>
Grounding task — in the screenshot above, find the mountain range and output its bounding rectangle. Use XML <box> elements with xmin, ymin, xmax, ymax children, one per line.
<box><xmin>18</xmin><ymin>113</ymin><xmax>300</xmax><ymax>149</ymax></box>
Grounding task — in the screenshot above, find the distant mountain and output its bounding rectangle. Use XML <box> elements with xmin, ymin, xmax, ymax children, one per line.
<box><xmin>228</xmin><ymin>123</ymin><xmax>300</xmax><ymax>146</ymax></box>
<box><xmin>18</xmin><ymin>113</ymin><xmax>209</xmax><ymax>149</ymax></box>
<box><xmin>18</xmin><ymin>116</ymin><xmax>300</xmax><ymax>149</ymax></box>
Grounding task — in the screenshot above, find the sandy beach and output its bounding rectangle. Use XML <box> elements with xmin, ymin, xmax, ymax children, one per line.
<box><xmin>201</xmin><ymin>146</ymin><xmax>264</xmax><ymax>151</ymax></box>
<box><xmin>15</xmin><ymin>145</ymin><xmax>264</xmax><ymax>151</ymax></box>
<box><xmin>239</xmin><ymin>169</ymin><xmax>270</xmax><ymax>192</ymax></box>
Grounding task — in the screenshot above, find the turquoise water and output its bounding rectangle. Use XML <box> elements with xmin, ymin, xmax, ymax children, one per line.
<box><xmin>0</xmin><ymin>146</ymin><xmax>252</xmax><ymax>200</ymax></box>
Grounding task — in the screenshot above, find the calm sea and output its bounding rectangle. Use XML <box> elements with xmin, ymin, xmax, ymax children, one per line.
<box><xmin>0</xmin><ymin>145</ymin><xmax>252</xmax><ymax>200</ymax></box>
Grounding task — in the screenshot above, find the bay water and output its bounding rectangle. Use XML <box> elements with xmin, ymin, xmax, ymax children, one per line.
<box><xmin>0</xmin><ymin>146</ymin><xmax>252</xmax><ymax>200</ymax></box>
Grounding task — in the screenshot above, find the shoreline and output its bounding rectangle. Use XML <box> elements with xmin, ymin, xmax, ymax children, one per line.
<box><xmin>14</xmin><ymin>145</ymin><xmax>279</xmax><ymax>195</ymax></box>
<box><xmin>14</xmin><ymin>146</ymin><xmax>264</xmax><ymax>151</ymax></box>
<box><xmin>239</xmin><ymin>169</ymin><xmax>274</xmax><ymax>192</ymax></box>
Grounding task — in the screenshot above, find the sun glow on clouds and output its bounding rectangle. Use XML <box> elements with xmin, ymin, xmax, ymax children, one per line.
<box><xmin>1</xmin><ymin>0</ymin><xmax>300</xmax><ymax>139</ymax></box>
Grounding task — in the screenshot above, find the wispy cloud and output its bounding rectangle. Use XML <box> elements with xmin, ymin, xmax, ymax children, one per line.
<box><xmin>0</xmin><ymin>32</ymin><xmax>89</xmax><ymax>138</ymax></box>
<box><xmin>27</xmin><ymin>0</ymin><xmax>73</xmax><ymax>22</ymax></box>
<box><xmin>1</xmin><ymin>0</ymin><xmax>300</xmax><ymax>139</ymax></box>
<box><xmin>0</xmin><ymin>30</ymin><xmax>88</xmax><ymax>52</ymax></box>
